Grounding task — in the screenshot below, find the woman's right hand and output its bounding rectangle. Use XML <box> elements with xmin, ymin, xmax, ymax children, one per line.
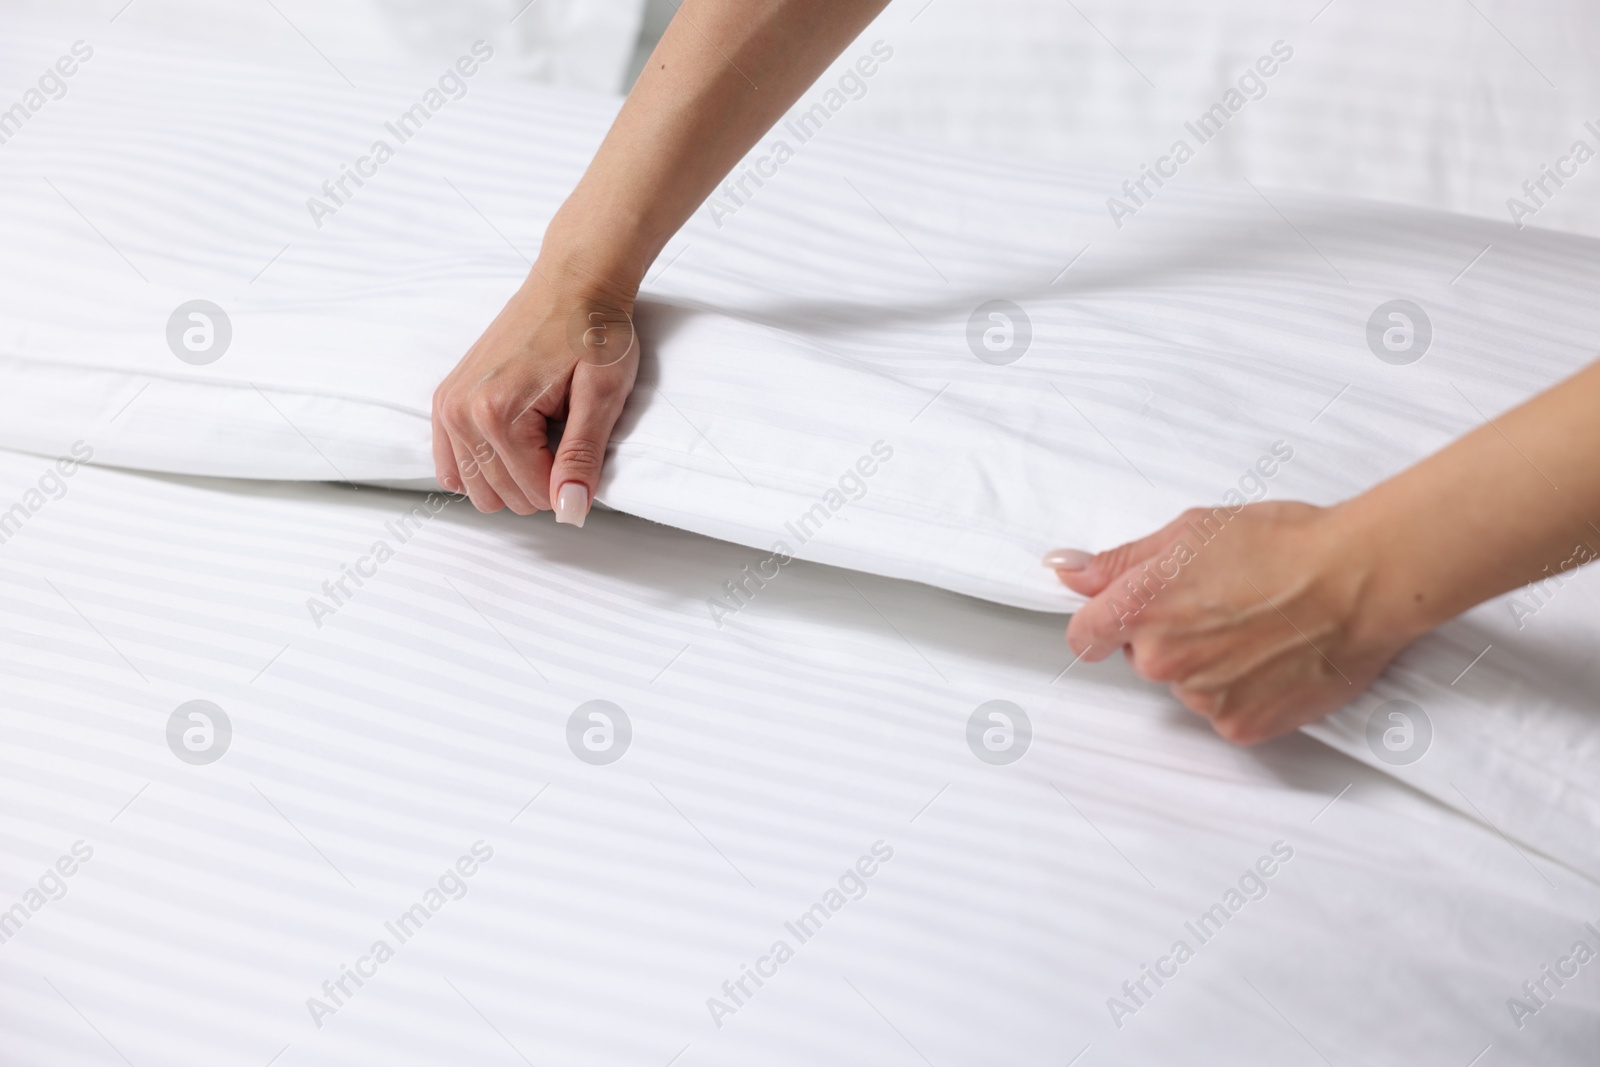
<box><xmin>431</xmin><ymin>260</ymin><xmax>639</xmax><ymax>526</ymax></box>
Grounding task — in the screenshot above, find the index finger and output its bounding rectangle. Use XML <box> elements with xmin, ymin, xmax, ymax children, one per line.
<box><xmin>432</xmin><ymin>391</ymin><xmax>462</xmax><ymax>493</ymax></box>
<box><xmin>481</xmin><ymin>394</ymin><xmax>557</xmax><ymax>512</ymax></box>
<box><xmin>1066</xmin><ymin>582</ymin><xmax>1147</xmax><ymax>660</ymax></box>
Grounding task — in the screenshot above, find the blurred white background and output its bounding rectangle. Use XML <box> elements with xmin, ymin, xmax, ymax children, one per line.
<box><xmin>757</xmin><ymin>0</ymin><xmax>1600</xmax><ymax>236</ymax></box>
<box><xmin>8</xmin><ymin>0</ymin><xmax>1600</xmax><ymax>234</ymax></box>
<box><xmin>6</xmin><ymin>0</ymin><xmax>647</xmax><ymax>92</ymax></box>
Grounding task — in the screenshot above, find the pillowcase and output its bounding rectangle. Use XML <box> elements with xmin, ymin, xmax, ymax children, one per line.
<box><xmin>3</xmin><ymin>26</ymin><xmax>1598</xmax><ymax>879</ymax></box>
<box><xmin>5</xmin><ymin>26</ymin><xmax>1599</xmax><ymax>610</ymax></box>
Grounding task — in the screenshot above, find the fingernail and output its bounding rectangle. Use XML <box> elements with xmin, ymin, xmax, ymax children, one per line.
<box><xmin>554</xmin><ymin>482</ymin><xmax>589</xmax><ymax>527</ymax></box>
<box><xmin>1043</xmin><ymin>548</ymin><xmax>1094</xmax><ymax>571</ymax></box>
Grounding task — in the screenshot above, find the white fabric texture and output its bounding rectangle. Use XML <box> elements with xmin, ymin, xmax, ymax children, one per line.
<box><xmin>817</xmin><ymin>0</ymin><xmax>1600</xmax><ymax>237</ymax></box>
<box><xmin>4</xmin><ymin>27</ymin><xmax>1599</xmax><ymax>609</ymax></box>
<box><xmin>2</xmin><ymin>28</ymin><xmax>1599</xmax><ymax>889</ymax></box>
<box><xmin>1</xmin><ymin>451</ymin><xmax>1596</xmax><ymax>1065</ymax></box>
<box><xmin>6</xmin><ymin>0</ymin><xmax>647</xmax><ymax>95</ymax></box>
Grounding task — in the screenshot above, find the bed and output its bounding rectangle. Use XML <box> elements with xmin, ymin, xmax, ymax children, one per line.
<box><xmin>2</xmin><ymin>6</ymin><xmax>1598</xmax><ymax>1066</ymax></box>
<box><xmin>4</xmin><ymin>455</ymin><xmax>1598</xmax><ymax>1065</ymax></box>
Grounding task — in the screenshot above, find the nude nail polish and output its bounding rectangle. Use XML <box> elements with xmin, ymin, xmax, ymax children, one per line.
<box><xmin>554</xmin><ymin>482</ymin><xmax>589</xmax><ymax>527</ymax></box>
<box><xmin>1043</xmin><ymin>548</ymin><xmax>1094</xmax><ymax>571</ymax></box>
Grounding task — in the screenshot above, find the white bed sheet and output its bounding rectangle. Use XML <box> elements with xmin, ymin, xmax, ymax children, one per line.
<box><xmin>1</xmin><ymin>451</ymin><xmax>1597</xmax><ymax>1065</ymax></box>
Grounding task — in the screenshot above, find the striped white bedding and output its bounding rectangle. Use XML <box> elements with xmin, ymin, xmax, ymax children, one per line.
<box><xmin>3</xmin><ymin>19</ymin><xmax>1599</xmax><ymax>893</ymax></box>
<box><xmin>7</xmin><ymin>0</ymin><xmax>648</xmax><ymax>95</ymax></box>
<box><xmin>4</xmin><ymin>22</ymin><xmax>1600</xmax><ymax>613</ymax></box>
<box><xmin>823</xmin><ymin>0</ymin><xmax>1600</xmax><ymax>238</ymax></box>
<box><xmin>1</xmin><ymin>451</ymin><xmax>1596</xmax><ymax>1065</ymax></box>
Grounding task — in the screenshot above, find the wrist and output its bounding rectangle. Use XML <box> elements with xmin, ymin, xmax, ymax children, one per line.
<box><xmin>535</xmin><ymin>188</ymin><xmax>664</xmax><ymax>303</ymax></box>
<box><xmin>1324</xmin><ymin>492</ymin><xmax>1448</xmax><ymax>649</ymax></box>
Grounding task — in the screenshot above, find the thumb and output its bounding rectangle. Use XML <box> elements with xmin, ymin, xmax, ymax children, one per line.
<box><xmin>549</xmin><ymin>368</ymin><xmax>629</xmax><ymax>527</ymax></box>
<box><xmin>1045</xmin><ymin>511</ymin><xmax>1196</xmax><ymax>597</ymax></box>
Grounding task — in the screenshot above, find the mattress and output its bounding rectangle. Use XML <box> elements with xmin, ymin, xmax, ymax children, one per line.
<box><xmin>2</xmin><ymin>451</ymin><xmax>1597</xmax><ymax>1065</ymax></box>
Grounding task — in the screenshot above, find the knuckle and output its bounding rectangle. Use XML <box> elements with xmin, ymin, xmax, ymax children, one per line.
<box><xmin>1133</xmin><ymin>643</ymin><xmax>1179</xmax><ymax>682</ymax></box>
<box><xmin>468</xmin><ymin>391</ymin><xmax>509</xmax><ymax>429</ymax></box>
<box><xmin>556</xmin><ymin>438</ymin><xmax>605</xmax><ymax>475</ymax></box>
<box><xmin>504</xmin><ymin>415</ymin><xmax>545</xmax><ymax>444</ymax></box>
<box><xmin>440</xmin><ymin>396</ymin><xmax>473</xmax><ymax>434</ymax></box>
<box><xmin>585</xmin><ymin>369</ymin><xmax>630</xmax><ymax>402</ymax></box>
<box><xmin>501</xmin><ymin>495</ymin><xmax>537</xmax><ymax>516</ymax></box>
<box><xmin>1096</xmin><ymin>606</ymin><xmax>1138</xmax><ymax>643</ymax></box>
<box><xmin>1075</xmin><ymin>603</ymin><xmax>1115</xmax><ymax>640</ymax></box>
<box><xmin>431</xmin><ymin>376</ymin><xmax>458</xmax><ymax>411</ymax></box>
<box><xmin>1098</xmin><ymin>545</ymin><xmax>1132</xmax><ymax>574</ymax></box>
<box><xmin>1065</xmin><ymin>618</ymin><xmax>1096</xmax><ymax>656</ymax></box>
<box><xmin>1213</xmin><ymin>717</ymin><xmax>1261</xmax><ymax>745</ymax></box>
<box><xmin>1174</xmin><ymin>685</ymin><xmax>1220</xmax><ymax>718</ymax></box>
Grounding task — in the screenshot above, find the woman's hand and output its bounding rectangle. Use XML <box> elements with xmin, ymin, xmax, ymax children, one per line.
<box><xmin>430</xmin><ymin>0</ymin><xmax>895</xmax><ymax>525</ymax></box>
<box><xmin>1046</xmin><ymin>358</ymin><xmax>1600</xmax><ymax>744</ymax></box>
<box><xmin>431</xmin><ymin>262</ymin><xmax>638</xmax><ymax>525</ymax></box>
<box><xmin>1048</xmin><ymin>502</ymin><xmax>1421</xmax><ymax>744</ymax></box>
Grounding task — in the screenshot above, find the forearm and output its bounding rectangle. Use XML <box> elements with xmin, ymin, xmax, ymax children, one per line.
<box><xmin>1345</xmin><ymin>359</ymin><xmax>1600</xmax><ymax>638</ymax></box>
<box><xmin>542</xmin><ymin>0</ymin><xmax>891</xmax><ymax>291</ymax></box>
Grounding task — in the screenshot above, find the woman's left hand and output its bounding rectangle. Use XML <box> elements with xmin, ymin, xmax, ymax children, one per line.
<box><xmin>1047</xmin><ymin>501</ymin><xmax>1418</xmax><ymax>744</ymax></box>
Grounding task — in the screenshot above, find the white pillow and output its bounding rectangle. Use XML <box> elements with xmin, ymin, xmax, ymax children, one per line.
<box><xmin>5</xmin><ymin>27</ymin><xmax>1599</xmax><ymax>608</ymax></box>
<box><xmin>816</xmin><ymin>0</ymin><xmax>1600</xmax><ymax>238</ymax></box>
<box><xmin>4</xmin><ymin>28</ymin><xmax>1599</xmax><ymax>878</ymax></box>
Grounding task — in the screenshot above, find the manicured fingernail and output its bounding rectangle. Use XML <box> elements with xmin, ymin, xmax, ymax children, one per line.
<box><xmin>554</xmin><ymin>482</ymin><xmax>589</xmax><ymax>527</ymax></box>
<box><xmin>1043</xmin><ymin>548</ymin><xmax>1094</xmax><ymax>571</ymax></box>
